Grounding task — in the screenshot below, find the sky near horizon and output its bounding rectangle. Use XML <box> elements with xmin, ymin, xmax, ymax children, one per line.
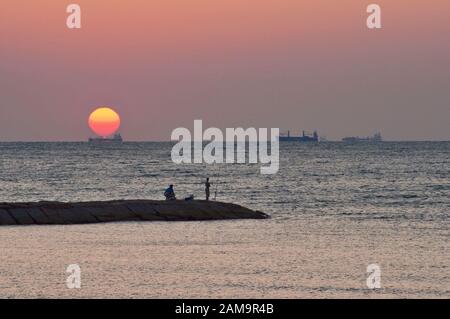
<box><xmin>0</xmin><ymin>0</ymin><xmax>449</xmax><ymax>141</ymax></box>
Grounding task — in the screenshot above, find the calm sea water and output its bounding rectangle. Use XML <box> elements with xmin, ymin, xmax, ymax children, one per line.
<box><xmin>0</xmin><ymin>142</ymin><xmax>449</xmax><ymax>298</ymax></box>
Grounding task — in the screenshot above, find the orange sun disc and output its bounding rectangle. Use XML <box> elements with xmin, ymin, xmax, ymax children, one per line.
<box><xmin>88</xmin><ymin>107</ymin><xmax>121</xmax><ymax>138</ymax></box>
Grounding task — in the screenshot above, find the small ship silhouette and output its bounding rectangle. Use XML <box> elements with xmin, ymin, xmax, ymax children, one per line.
<box><xmin>88</xmin><ymin>133</ymin><xmax>123</xmax><ymax>144</ymax></box>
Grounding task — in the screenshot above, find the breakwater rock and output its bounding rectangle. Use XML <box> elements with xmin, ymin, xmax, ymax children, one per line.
<box><xmin>0</xmin><ymin>200</ymin><xmax>269</xmax><ymax>226</ymax></box>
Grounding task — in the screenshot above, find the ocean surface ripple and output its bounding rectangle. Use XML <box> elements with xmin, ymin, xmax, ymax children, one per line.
<box><xmin>0</xmin><ymin>142</ymin><xmax>448</xmax><ymax>298</ymax></box>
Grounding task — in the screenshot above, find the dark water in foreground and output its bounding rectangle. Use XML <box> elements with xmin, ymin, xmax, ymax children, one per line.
<box><xmin>0</xmin><ymin>142</ymin><xmax>449</xmax><ymax>298</ymax></box>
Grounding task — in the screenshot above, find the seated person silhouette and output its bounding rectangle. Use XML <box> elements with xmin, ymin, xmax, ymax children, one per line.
<box><xmin>164</xmin><ymin>184</ymin><xmax>176</xmax><ymax>200</ymax></box>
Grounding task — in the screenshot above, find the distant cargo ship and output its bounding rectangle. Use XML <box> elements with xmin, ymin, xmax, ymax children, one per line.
<box><xmin>88</xmin><ymin>133</ymin><xmax>123</xmax><ymax>144</ymax></box>
<box><xmin>342</xmin><ymin>133</ymin><xmax>382</xmax><ymax>143</ymax></box>
<box><xmin>279</xmin><ymin>130</ymin><xmax>319</xmax><ymax>142</ymax></box>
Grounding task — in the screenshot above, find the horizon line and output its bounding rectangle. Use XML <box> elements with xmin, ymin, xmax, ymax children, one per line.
<box><xmin>0</xmin><ymin>139</ymin><xmax>449</xmax><ymax>143</ymax></box>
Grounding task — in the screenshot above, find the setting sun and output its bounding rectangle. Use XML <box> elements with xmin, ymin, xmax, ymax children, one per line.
<box><xmin>88</xmin><ymin>107</ymin><xmax>121</xmax><ymax>137</ymax></box>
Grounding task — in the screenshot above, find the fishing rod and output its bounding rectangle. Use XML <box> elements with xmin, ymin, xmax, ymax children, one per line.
<box><xmin>214</xmin><ymin>181</ymin><xmax>218</xmax><ymax>200</ymax></box>
<box><xmin>213</xmin><ymin>162</ymin><xmax>220</xmax><ymax>201</ymax></box>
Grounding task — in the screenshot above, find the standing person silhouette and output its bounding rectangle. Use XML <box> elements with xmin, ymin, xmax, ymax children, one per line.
<box><xmin>205</xmin><ymin>178</ymin><xmax>211</xmax><ymax>201</ymax></box>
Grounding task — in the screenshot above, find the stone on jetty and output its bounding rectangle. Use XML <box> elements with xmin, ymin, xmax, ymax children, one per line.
<box><xmin>0</xmin><ymin>200</ymin><xmax>269</xmax><ymax>226</ymax></box>
<box><xmin>0</xmin><ymin>208</ymin><xmax>16</xmax><ymax>225</ymax></box>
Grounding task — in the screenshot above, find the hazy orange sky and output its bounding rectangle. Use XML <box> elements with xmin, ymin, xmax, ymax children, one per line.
<box><xmin>1</xmin><ymin>0</ymin><xmax>449</xmax><ymax>141</ymax></box>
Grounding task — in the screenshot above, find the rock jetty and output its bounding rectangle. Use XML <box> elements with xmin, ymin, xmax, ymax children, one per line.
<box><xmin>0</xmin><ymin>200</ymin><xmax>269</xmax><ymax>226</ymax></box>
